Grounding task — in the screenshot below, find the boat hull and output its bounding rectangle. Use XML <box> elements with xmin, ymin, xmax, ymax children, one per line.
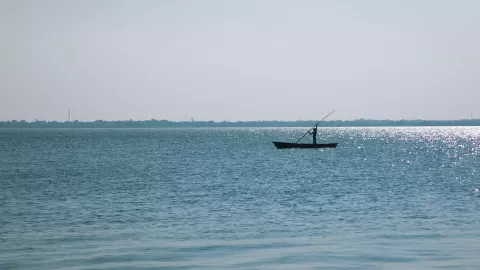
<box><xmin>273</xmin><ymin>141</ymin><xmax>338</xmax><ymax>149</ymax></box>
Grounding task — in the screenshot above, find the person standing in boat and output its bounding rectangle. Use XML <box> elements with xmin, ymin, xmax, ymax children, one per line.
<box><xmin>308</xmin><ymin>125</ymin><xmax>318</xmax><ymax>144</ymax></box>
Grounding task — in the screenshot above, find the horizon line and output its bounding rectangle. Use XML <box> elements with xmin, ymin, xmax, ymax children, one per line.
<box><xmin>1</xmin><ymin>118</ymin><xmax>479</xmax><ymax>123</ymax></box>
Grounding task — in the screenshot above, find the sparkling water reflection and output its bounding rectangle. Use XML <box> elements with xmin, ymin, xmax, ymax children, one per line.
<box><xmin>1</xmin><ymin>127</ymin><xmax>480</xmax><ymax>269</ymax></box>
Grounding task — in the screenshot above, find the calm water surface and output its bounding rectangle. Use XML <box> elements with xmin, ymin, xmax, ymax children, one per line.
<box><xmin>1</xmin><ymin>127</ymin><xmax>480</xmax><ymax>269</ymax></box>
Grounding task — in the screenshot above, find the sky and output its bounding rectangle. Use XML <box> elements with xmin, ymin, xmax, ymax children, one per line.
<box><xmin>1</xmin><ymin>0</ymin><xmax>479</xmax><ymax>121</ymax></box>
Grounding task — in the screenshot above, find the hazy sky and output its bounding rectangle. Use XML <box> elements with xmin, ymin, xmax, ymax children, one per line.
<box><xmin>1</xmin><ymin>0</ymin><xmax>479</xmax><ymax>121</ymax></box>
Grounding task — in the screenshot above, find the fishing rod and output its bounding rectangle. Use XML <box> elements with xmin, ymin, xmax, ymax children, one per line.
<box><xmin>295</xmin><ymin>109</ymin><xmax>336</xmax><ymax>144</ymax></box>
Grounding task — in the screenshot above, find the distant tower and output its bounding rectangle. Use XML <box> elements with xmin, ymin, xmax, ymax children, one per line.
<box><xmin>68</xmin><ymin>109</ymin><xmax>71</xmax><ymax>122</ymax></box>
<box><xmin>191</xmin><ymin>117</ymin><xmax>194</xmax><ymax>122</ymax></box>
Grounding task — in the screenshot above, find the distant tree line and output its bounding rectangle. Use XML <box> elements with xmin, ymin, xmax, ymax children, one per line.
<box><xmin>1</xmin><ymin>119</ymin><xmax>480</xmax><ymax>128</ymax></box>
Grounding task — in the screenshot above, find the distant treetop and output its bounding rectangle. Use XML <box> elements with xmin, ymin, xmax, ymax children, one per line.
<box><xmin>1</xmin><ymin>119</ymin><xmax>480</xmax><ymax>128</ymax></box>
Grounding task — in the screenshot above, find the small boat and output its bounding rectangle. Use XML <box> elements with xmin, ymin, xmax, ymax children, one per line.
<box><xmin>273</xmin><ymin>110</ymin><xmax>338</xmax><ymax>149</ymax></box>
<box><xmin>273</xmin><ymin>141</ymin><xmax>337</xmax><ymax>149</ymax></box>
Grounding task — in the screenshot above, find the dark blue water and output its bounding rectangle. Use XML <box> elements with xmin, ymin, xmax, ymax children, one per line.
<box><xmin>1</xmin><ymin>127</ymin><xmax>480</xmax><ymax>269</ymax></box>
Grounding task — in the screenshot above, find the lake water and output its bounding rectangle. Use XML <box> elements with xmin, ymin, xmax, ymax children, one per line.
<box><xmin>1</xmin><ymin>127</ymin><xmax>480</xmax><ymax>269</ymax></box>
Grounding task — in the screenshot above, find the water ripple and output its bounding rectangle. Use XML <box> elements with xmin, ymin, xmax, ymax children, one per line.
<box><xmin>1</xmin><ymin>127</ymin><xmax>480</xmax><ymax>269</ymax></box>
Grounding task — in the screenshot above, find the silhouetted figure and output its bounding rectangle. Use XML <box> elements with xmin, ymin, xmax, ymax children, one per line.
<box><xmin>308</xmin><ymin>126</ymin><xmax>317</xmax><ymax>144</ymax></box>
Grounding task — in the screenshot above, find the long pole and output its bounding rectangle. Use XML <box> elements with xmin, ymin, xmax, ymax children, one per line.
<box><xmin>295</xmin><ymin>109</ymin><xmax>335</xmax><ymax>143</ymax></box>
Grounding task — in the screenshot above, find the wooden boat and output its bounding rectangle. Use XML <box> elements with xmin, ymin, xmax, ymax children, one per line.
<box><xmin>273</xmin><ymin>110</ymin><xmax>338</xmax><ymax>149</ymax></box>
<box><xmin>273</xmin><ymin>141</ymin><xmax>337</xmax><ymax>149</ymax></box>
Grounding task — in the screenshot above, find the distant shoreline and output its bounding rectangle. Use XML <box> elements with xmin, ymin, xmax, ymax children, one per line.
<box><xmin>1</xmin><ymin>119</ymin><xmax>480</xmax><ymax>128</ymax></box>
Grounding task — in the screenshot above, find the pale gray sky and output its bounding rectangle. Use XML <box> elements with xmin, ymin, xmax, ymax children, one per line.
<box><xmin>1</xmin><ymin>0</ymin><xmax>479</xmax><ymax>121</ymax></box>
